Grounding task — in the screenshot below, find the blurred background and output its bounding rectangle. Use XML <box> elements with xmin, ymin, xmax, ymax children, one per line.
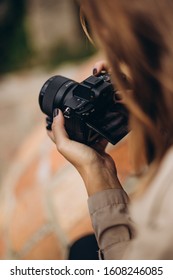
<box><xmin>0</xmin><ymin>0</ymin><xmax>133</xmax><ymax>260</ymax></box>
<box><xmin>0</xmin><ymin>0</ymin><xmax>96</xmax><ymax>182</ymax></box>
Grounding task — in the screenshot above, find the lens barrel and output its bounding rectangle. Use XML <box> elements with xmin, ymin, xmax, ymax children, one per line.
<box><xmin>39</xmin><ymin>75</ymin><xmax>70</xmax><ymax>116</ymax></box>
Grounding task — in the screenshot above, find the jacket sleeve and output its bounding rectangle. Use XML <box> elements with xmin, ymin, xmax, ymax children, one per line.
<box><xmin>88</xmin><ymin>188</ymin><xmax>135</xmax><ymax>259</ymax></box>
<box><xmin>122</xmin><ymin>181</ymin><xmax>173</xmax><ymax>260</ymax></box>
<box><xmin>88</xmin><ymin>185</ymin><xmax>173</xmax><ymax>260</ymax></box>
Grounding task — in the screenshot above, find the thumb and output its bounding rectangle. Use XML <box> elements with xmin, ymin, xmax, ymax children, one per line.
<box><xmin>52</xmin><ymin>109</ymin><xmax>70</xmax><ymax>150</ymax></box>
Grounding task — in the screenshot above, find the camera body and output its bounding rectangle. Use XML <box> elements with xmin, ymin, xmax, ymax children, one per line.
<box><xmin>39</xmin><ymin>73</ymin><xmax>129</xmax><ymax>145</ymax></box>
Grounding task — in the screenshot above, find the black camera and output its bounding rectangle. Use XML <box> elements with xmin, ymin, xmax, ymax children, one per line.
<box><xmin>39</xmin><ymin>73</ymin><xmax>129</xmax><ymax>145</ymax></box>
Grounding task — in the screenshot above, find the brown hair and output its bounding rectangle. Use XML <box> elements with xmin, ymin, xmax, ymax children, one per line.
<box><xmin>80</xmin><ymin>0</ymin><xmax>173</xmax><ymax>192</ymax></box>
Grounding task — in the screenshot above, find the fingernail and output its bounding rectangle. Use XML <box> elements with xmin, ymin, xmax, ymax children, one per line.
<box><xmin>46</xmin><ymin>124</ymin><xmax>52</xmax><ymax>131</ymax></box>
<box><xmin>53</xmin><ymin>108</ymin><xmax>59</xmax><ymax>118</ymax></box>
<box><xmin>46</xmin><ymin>116</ymin><xmax>53</xmax><ymax>122</ymax></box>
<box><xmin>46</xmin><ymin>120</ymin><xmax>52</xmax><ymax>126</ymax></box>
<box><xmin>93</xmin><ymin>68</ymin><xmax>97</xmax><ymax>75</ymax></box>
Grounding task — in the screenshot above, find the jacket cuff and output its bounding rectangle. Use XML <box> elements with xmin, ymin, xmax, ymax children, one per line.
<box><xmin>88</xmin><ymin>188</ymin><xmax>129</xmax><ymax>215</ymax></box>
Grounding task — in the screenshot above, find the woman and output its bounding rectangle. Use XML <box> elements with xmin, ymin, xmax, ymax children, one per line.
<box><xmin>47</xmin><ymin>0</ymin><xmax>173</xmax><ymax>259</ymax></box>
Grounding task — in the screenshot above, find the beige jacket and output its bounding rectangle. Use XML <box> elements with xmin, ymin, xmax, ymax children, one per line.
<box><xmin>88</xmin><ymin>147</ymin><xmax>173</xmax><ymax>259</ymax></box>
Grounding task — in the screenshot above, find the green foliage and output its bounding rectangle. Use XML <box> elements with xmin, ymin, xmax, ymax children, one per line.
<box><xmin>0</xmin><ymin>0</ymin><xmax>96</xmax><ymax>74</ymax></box>
<box><xmin>0</xmin><ymin>0</ymin><xmax>32</xmax><ymax>74</ymax></box>
<box><xmin>47</xmin><ymin>40</ymin><xmax>97</xmax><ymax>69</ymax></box>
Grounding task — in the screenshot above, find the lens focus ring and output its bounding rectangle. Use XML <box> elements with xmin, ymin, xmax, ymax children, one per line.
<box><xmin>40</xmin><ymin>76</ymin><xmax>70</xmax><ymax>116</ymax></box>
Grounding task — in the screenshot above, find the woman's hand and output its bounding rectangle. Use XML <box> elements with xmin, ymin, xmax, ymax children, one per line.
<box><xmin>92</xmin><ymin>60</ymin><xmax>111</xmax><ymax>75</ymax></box>
<box><xmin>46</xmin><ymin>109</ymin><xmax>122</xmax><ymax>196</ymax></box>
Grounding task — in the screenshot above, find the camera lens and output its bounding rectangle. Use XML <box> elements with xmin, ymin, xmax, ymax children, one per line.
<box><xmin>39</xmin><ymin>75</ymin><xmax>73</xmax><ymax>116</ymax></box>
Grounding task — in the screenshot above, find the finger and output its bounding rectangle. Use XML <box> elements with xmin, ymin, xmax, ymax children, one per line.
<box><xmin>45</xmin><ymin>116</ymin><xmax>53</xmax><ymax>131</ymax></box>
<box><xmin>91</xmin><ymin>138</ymin><xmax>108</xmax><ymax>154</ymax></box>
<box><xmin>98</xmin><ymin>139</ymin><xmax>108</xmax><ymax>151</ymax></box>
<box><xmin>46</xmin><ymin>116</ymin><xmax>53</xmax><ymax>122</ymax></box>
<box><xmin>93</xmin><ymin>60</ymin><xmax>111</xmax><ymax>75</ymax></box>
<box><xmin>47</xmin><ymin>129</ymin><xmax>55</xmax><ymax>143</ymax></box>
<box><xmin>51</xmin><ymin>109</ymin><xmax>90</xmax><ymax>166</ymax></box>
<box><xmin>46</xmin><ymin>124</ymin><xmax>52</xmax><ymax>131</ymax></box>
<box><xmin>52</xmin><ymin>109</ymin><xmax>70</xmax><ymax>151</ymax></box>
